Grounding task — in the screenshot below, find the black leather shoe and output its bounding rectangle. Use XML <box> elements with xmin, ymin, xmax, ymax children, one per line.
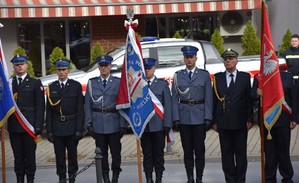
<box><xmin>103</xmin><ymin>172</ymin><xmax>110</xmax><ymax>183</ymax></box>
<box><xmin>112</xmin><ymin>172</ymin><xmax>119</xmax><ymax>183</ymax></box>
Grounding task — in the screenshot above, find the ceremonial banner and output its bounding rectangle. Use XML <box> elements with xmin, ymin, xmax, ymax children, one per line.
<box><xmin>116</xmin><ymin>20</ymin><xmax>156</xmax><ymax>139</ymax></box>
<box><xmin>260</xmin><ymin>2</ymin><xmax>285</xmax><ymax>140</ymax></box>
<box><xmin>0</xmin><ymin>39</ymin><xmax>15</xmax><ymax>127</ymax></box>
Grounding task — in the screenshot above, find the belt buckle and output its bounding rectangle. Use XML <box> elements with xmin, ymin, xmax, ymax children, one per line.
<box><xmin>189</xmin><ymin>100</ymin><xmax>195</xmax><ymax>106</ymax></box>
<box><xmin>60</xmin><ymin>116</ymin><xmax>66</xmax><ymax>121</ymax></box>
<box><xmin>102</xmin><ymin>108</ymin><xmax>107</xmax><ymax>113</ymax></box>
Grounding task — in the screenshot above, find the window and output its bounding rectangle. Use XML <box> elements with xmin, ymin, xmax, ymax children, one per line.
<box><xmin>18</xmin><ymin>22</ymin><xmax>42</xmax><ymax>76</ymax></box>
<box><xmin>145</xmin><ymin>14</ymin><xmax>215</xmax><ymax>41</ymax></box>
<box><xmin>17</xmin><ymin>20</ymin><xmax>91</xmax><ymax>76</ymax></box>
<box><xmin>157</xmin><ymin>46</ymin><xmax>184</xmax><ymax>68</ymax></box>
<box><xmin>69</xmin><ymin>21</ymin><xmax>91</xmax><ymax>69</ymax></box>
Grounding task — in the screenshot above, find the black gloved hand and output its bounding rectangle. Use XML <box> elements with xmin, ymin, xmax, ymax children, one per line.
<box><xmin>120</xmin><ymin>128</ymin><xmax>127</xmax><ymax>138</ymax></box>
<box><xmin>173</xmin><ymin>120</ymin><xmax>180</xmax><ymax>131</ymax></box>
<box><xmin>74</xmin><ymin>131</ymin><xmax>83</xmax><ymax>141</ymax></box>
<box><xmin>35</xmin><ymin>128</ymin><xmax>42</xmax><ymax>136</ymax></box>
<box><xmin>205</xmin><ymin>120</ymin><xmax>212</xmax><ymax>131</ymax></box>
<box><xmin>47</xmin><ymin>133</ymin><xmax>54</xmax><ymax>143</ymax></box>
<box><xmin>87</xmin><ymin>126</ymin><xmax>94</xmax><ymax>137</ymax></box>
<box><xmin>163</xmin><ymin>127</ymin><xmax>171</xmax><ymax>136</ymax></box>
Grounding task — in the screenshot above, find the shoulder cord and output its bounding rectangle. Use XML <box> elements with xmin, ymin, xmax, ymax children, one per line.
<box><xmin>88</xmin><ymin>80</ymin><xmax>103</xmax><ymax>104</ymax></box>
<box><xmin>213</xmin><ymin>76</ymin><xmax>224</xmax><ymax>102</ymax></box>
<box><xmin>47</xmin><ymin>84</ymin><xmax>60</xmax><ymax>106</ymax></box>
<box><xmin>173</xmin><ymin>72</ymin><xmax>189</xmax><ymax>96</ymax></box>
<box><xmin>47</xmin><ymin>84</ymin><xmax>65</xmax><ymax>116</ymax></box>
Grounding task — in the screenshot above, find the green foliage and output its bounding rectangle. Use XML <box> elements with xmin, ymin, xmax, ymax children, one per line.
<box><xmin>278</xmin><ymin>29</ymin><xmax>292</xmax><ymax>56</ymax></box>
<box><xmin>48</xmin><ymin>47</ymin><xmax>73</xmax><ymax>74</ymax></box>
<box><xmin>12</xmin><ymin>47</ymin><xmax>35</xmax><ymax>77</ymax></box>
<box><xmin>210</xmin><ymin>28</ymin><xmax>224</xmax><ymax>55</ymax></box>
<box><xmin>173</xmin><ymin>31</ymin><xmax>182</xmax><ymax>38</ymax></box>
<box><xmin>241</xmin><ymin>20</ymin><xmax>261</xmax><ymax>56</ymax></box>
<box><xmin>91</xmin><ymin>42</ymin><xmax>105</xmax><ymax>63</ymax></box>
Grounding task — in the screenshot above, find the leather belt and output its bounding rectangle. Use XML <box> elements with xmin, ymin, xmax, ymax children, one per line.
<box><xmin>179</xmin><ymin>99</ymin><xmax>205</xmax><ymax>105</ymax></box>
<box><xmin>59</xmin><ymin>114</ymin><xmax>77</xmax><ymax>121</ymax></box>
<box><xmin>93</xmin><ymin>108</ymin><xmax>117</xmax><ymax>113</ymax></box>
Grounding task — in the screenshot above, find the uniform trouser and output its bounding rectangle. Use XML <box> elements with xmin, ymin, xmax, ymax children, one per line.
<box><xmin>218</xmin><ymin>128</ymin><xmax>248</xmax><ymax>183</ymax></box>
<box><xmin>141</xmin><ymin>131</ymin><xmax>165</xmax><ymax>174</ymax></box>
<box><xmin>94</xmin><ymin>132</ymin><xmax>122</xmax><ymax>173</ymax></box>
<box><xmin>180</xmin><ymin>124</ymin><xmax>206</xmax><ymax>178</ymax></box>
<box><xmin>9</xmin><ymin>132</ymin><xmax>37</xmax><ymax>177</ymax></box>
<box><xmin>264</xmin><ymin>126</ymin><xmax>294</xmax><ymax>183</ymax></box>
<box><xmin>53</xmin><ymin>135</ymin><xmax>79</xmax><ymax>178</ymax></box>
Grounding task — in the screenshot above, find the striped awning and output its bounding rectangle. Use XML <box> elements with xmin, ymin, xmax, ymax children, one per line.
<box><xmin>0</xmin><ymin>0</ymin><xmax>261</xmax><ymax>19</ymax></box>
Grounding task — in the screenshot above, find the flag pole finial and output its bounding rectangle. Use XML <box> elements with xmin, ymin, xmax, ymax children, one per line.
<box><xmin>126</xmin><ymin>8</ymin><xmax>134</xmax><ymax>22</ymax></box>
<box><xmin>124</xmin><ymin>9</ymin><xmax>138</xmax><ymax>30</ymax></box>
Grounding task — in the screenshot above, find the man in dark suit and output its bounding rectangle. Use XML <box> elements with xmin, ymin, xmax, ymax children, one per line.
<box><xmin>212</xmin><ymin>48</ymin><xmax>253</xmax><ymax>183</ymax></box>
<box><xmin>141</xmin><ymin>58</ymin><xmax>172</xmax><ymax>183</ymax></box>
<box><xmin>85</xmin><ymin>55</ymin><xmax>127</xmax><ymax>183</ymax></box>
<box><xmin>8</xmin><ymin>55</ymin><xmax>45</xmax><ymax>183</ymax></box>
<box><xmin>251</xmin><ymin>71</ymin><xmax>298</xmax><ymax>183</ymax></box>
<box><xmin>46</xmin><ymin>58</ymin><xmax>84</xmax><ymax>183</ymax></box>
<box><xmin>172</xmin><ymin>46</ymin><xmax>213</xmax><ymax>183</ymax></box>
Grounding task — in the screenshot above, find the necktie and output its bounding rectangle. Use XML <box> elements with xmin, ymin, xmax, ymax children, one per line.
<box><xmin>189</xmin><ymin>71</ymin><xmax>192</xmax><ymax>80</ymax></box>
<box><xmin>229</xmin><ymin>74</ymin><xmax>234</xmax><ymax>89</ymax></box>
<box><xmin>61</xmin><ymin>82</ymin><xmax>65</xmax><ymax>89</ymax></box>
<box><xmin>18</xmin><ymin>77</ymin><xmax>22</xmax><ymax>86</ymax></box>
<box><xmin>147</xmin><ymin>80</ymin><xmax>151</xmax><ymax>87</ymax></box>
<box><xmin>103</xmin><ymin>79</ymin><xmax>107</xmax><ymax>88</ymax></box>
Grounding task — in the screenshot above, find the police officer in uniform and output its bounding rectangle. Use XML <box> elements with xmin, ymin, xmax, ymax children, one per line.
<box><xmin>46</xmin><ymin>58</ymin><xmax>84</xmax><ymax>183</ymax></box>
<box><xmin>85</xmin><ymin>55</ymin><xmax>127</xmax><ymax>183</ymax></box>
<box><xmin>251</xmin><ymin>71</ymin><xmax>298</xmax><ymax>183</ymax></box>
<box><xmin>281</xmin><ymin>34</ymin><xmax>299</xmax><ymax>81</ymax></box>
<box><xmin>212</xmin><ymin>48</ymin><xmax>253</xmax><ymax>183</ymax></box>
<box><xmin>172</xmin><ymin>46</ymin><xmax>213</xmax><ymax>183</ymax></box>
<box><xmin>8</xmin><ymin>55</ymin><xmax>45</xmax><ymax>183</ymax></box>
<box><xmin>141</xmin><ymin>58</ymin><xmax>172</xmax><ymax>183</ymax></box>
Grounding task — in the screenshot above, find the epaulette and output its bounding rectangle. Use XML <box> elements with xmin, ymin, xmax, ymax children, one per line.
<box><xmin>175</xmin><ymin>69</ymin><xmax>185</xmax><ymax>73</ymax></box>
<box><xmin>158</xmin><ymin>78</ymin><xmax>168</xmax><ymax>84</ymax></box>
<box><xmin>198</xmin><ymin>68</ymin><xmax>209</xmax><ymax>73</ymax></box>
<box><xmin>214</xmin><ymin>72</ymin><xmax>222</xmax><ymax>77</ymax></box>
<box><xmin>89</xmin><ymin>77</ymin><xmax>99</xmax><ymax>81</ymax></box>
<box><xmin>48</xmin><ymin>80</ymin><xmax>57</xmax><ymax>86</ymax></box>
<box><xmin>112</xmin><ymin>76</ymin><xmax>120</xmax><ymax>80</ymax></box>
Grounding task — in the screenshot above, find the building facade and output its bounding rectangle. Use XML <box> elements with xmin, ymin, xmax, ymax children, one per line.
<box><xmin>0</xmin><ymin>0</ymin><xmax>265</xmax><ymax>76</ymax></box>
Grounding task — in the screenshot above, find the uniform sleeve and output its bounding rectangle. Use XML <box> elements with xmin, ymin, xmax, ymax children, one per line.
<box><xmin>246</xmin><ymin>74</ymin><xmax>254</xmax><ymax>123</ymax></box>
<box><xmin>162</xmin><ymin>81</ymin><xmax>172</xmax><ymax>128</ymax></box>
<box><xmin>46</xmin><ymin>85</ymin><xmax>53</xmax><ymax>133</ymax></box>
<box><xmin>35</xmin><ymin>79</ymin><xmax>45</xmax><ymax>130</ymax></box>
<box><xmin>84</xmin><ymin>80</ymin><xmax>93</xmax><ymax>128</ymax></box>
<box><xmin>204</xmin><ymin>73</ymin><xmax>213</xmax><ymax>121</ymax></box>
<box><xmin>289</xmin><ymin>75</ymin><xmax>299</xmax><ymax>123</ymax></box>
<box><xmin>171</xmin><ymin>73</ymin><xmax>179</xmax><ymax>122</ymax></box>
<box><xmin>76</xmin><ymin>83</ymin><xmax>85</xmax><ymax>132</ymax></box>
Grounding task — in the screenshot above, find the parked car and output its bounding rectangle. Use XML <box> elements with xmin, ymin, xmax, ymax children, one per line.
<box><xmin>40</xmin><ymin>38</ymin><xmax>222</xmax><ymax>92</ymax></box>
<box><xmin>40</xmin><ymin>38</ymin><xmax>286</xmax><ymax>94</ymax></box>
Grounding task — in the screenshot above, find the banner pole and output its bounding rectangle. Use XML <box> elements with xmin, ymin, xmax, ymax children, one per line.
<box><xmin>136</xmin><ymin>139</ymin><xmax>143</xmax><ymax>183</ymax></box>
<box><xmin>260</xmin><ymin>1</ymin><xmax>266</xmax><ymax>183</ymax></box>
<box><xmin>260</xmin><ymin>95</ymin><xmax>265</xmax><ymax>183</ymax></box>
<box><xmin>1</xmin><ymin>126</ymin><xmax>7</xmax><ymax>183</ymax></box>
